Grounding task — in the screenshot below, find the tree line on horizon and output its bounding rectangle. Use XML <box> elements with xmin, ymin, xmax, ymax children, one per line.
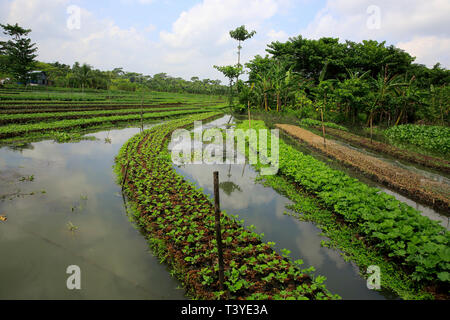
<box><xmin>215</xmin><ymin>26</ymin><xmax>449</xmax><ymax>127</ymax></box>
<box><xmin>0</xmin><ymin>23</ymin><xmax>228</xmax><ymax>96</ymax></box>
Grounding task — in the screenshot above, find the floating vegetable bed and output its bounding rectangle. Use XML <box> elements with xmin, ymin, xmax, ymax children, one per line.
<box><xmin>114</xmin><ymin>113</ymin><xmax>338</xmax><ymax>300</ymax></box>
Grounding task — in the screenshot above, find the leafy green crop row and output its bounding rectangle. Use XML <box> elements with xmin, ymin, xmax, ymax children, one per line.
<box><xmin>384</xmin><ymin>124</ymin><xmax>450</xmax><ymax>155</ymax></box>
<box><xmin>0</xmin><ymin>109</ymin><xmax>207</xmax><ymax>139</ymax></box>
<box><xmin>236</xmin><ymin>120</ymin><xmax>450</xmax><ymax>286</ymax></box>
<box><xmin>114</xmin><ymin>113</ymin><xmax>339</xmax><ymax>300</ymax></box>
<box><xmin>299</xmin><ymin>118</ymin><xmax>348</xmax><ymax>131</ymax></box>
<box><xmin>0</xmin><ymin>106</ymin><xmax>204</xmax><ymax>124</ymax></box>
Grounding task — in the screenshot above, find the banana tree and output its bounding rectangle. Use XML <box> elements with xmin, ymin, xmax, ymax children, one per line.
<box><xmin>394</xmin><ymin>75</ymin><xmax>418</xmax><ymax>125</ymax></box>
<box><xmin>429</xmin><ymin>84</ymin><xmax>449</xmax><ymax>126</ymax></box>
<box><xmin>271</xmin><ymin>61</ymin><xmax>293</xmax><ymax>112</ymax></box>
<box><xmin>315</xmin><ymin>61</ymin><xmax>331</xmax><ymax>148</ymax></box>
<box><xmin>255</xmin><ymin>71</ymin><xmax>272</xmax><ymax>112</ymax></box>
<box><xmin>369</xmin><ymin>66</ymin><xmax>403</xmax><ymax>143</ymax></box>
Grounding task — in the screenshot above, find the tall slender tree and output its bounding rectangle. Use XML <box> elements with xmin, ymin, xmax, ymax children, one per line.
<box><xmin>230</xmin><ymin>25</ymin><xmax>256</xmax><ymax>86</ymax></box>
<box><xmin>229</xmin><ymin>25</ymin><xmax>256</xmax><ymax>67</ymax></box>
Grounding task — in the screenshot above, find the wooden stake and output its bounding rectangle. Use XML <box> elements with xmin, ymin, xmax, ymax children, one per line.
<box><xmin>140</xmin><ymin>100</ymin><xmax>144</xmax><ymax>132</ymax></box>
<box><xmin>121</xmin><ymin>161</ymin><xmax>130</xmax><ymax>187</ymax></box>
<box><xmin>248</xmin><ymin>101</ymin><xmax>251</xmax><ymax>129</ymax></box>
<box><xmin>213</xmin><ymin>171</ymin><xmax>225</xmax><ymax>294</ymax></box>
<box><xmin>321</xmin><ymin>107</ymin><xmax>326</xmax><ymax>149</ymax></box>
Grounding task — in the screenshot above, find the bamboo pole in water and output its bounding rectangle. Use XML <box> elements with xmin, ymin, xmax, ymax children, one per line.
<box><xmin>213</xmin><ymin>171</ymin><xmax>225</xmax><ymax>295</ymax></box>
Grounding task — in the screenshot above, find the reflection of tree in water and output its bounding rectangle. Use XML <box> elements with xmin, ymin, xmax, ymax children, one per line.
<box><xmin>219</xmin><ymin>163</ymin><xmax>243</xmax><ymax>196</ymax></box>
<box><xmin>219</xmin><ymin>181</ymin><xmax>242</xmax><ymax>196</ymax></box>
<box><xmin>8</xmin><ymin>143</ymin><xmax>34</xmax><ymax>153</ymax></box>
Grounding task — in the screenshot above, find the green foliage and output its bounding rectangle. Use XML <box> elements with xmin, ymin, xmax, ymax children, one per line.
<box><xmin>213</xmin><ymin>65</ymin><xmax>244</xmax><ymax>106</ymax></box>
<box><xmin>384</xmin><ymin>124</ymin><xmax>450</xmax><ymax>155</ymax></box>
<box><xmin>213</xmin><ymin>65</ymin><xmax>244</xmax><ymax>81</ymax></box>
<box><xmin>299</xmin><ymin>118</ymin><xmax>348</xmax><ymax>131</ymax></box>
<box><xmin>0</xmin><ymin>23</ymin><xmax>38</xmax><ymax>84</ymax></box>
<box><xmin>229</xmin><ymin>25</ymin><xmax>256</xmax><ymax>43</ymax></box>
<box><xmin>241</xmin><ymin>35</ymin><xmax>448</xmax><ymax>126</ymax></box>
<box><xmin>237</xmin><ymin>120</ymin><xmax>450</xmax><ymax>287</ymax></box>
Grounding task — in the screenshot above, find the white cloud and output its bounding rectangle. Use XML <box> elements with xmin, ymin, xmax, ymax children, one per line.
<box><xmin>144</xmin><ymin>24</ymin><xmax>156</xmax><ymax>33</ymax></box>
<box><xmin>0</xmin><ymin>0</ymin><xmax>291</xmax><ymax>80</ymax></box>
<box><xmin>300</xmin><ymin>0</ymin><xmax>450</xmax><ymax>67</ymax></box>
<box><xmin>267</xmin><ymin>29</ymin><xmax>289</xmax><ymax>42</ymax></box>
<box><xmin>2</xmin><ymin>0</ymin><xmax>445</xmax><ymax>81</ymax></box>
<box><xmin>397</xmin><ymin>36</ymin><xmax>450</xmax><ymax>68</ymax></box>
<box><xmin>160</xmin><ymin>0</ymin><xmax>279</xmax><ymax>48</ymax></box>
<box><xmin>157</xmin><ymin>0</ymin><xmax>285</xmax><ymax>79</ymax></box>
<box><xmin>1</xmin><ymin>0</ymin><xmax>159</xmax><ymax>72</ymax></box>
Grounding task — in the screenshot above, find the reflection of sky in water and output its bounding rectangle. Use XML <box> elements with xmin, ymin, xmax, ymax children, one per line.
<box><xmin>0</xmin><ymin>124</ymin><xmax>185</xmax><ymax>300</ymax></box>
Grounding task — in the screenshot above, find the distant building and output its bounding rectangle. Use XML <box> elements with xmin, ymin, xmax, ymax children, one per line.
<box><xmin>28</xmin><ymin>71</ymin><xmax>48</xmax><ymax>86</ymax></box>
<box><xmin>0</xmin><ymin>78</ymin><xmax>10</xmax><ymax>85</ymax></box>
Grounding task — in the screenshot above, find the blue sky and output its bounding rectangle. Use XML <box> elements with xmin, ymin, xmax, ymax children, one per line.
<box><xmin>0</xmin><ymin>0</ymin><xmax>448</xmax><ymax>81</ymax></box>
<box><xmin>79</xmin><ymin>0</ymin><xmax>325</xmax><ymax>36</ymax></box>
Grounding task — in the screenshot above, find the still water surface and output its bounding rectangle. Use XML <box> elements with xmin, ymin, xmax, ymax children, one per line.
<box><xmin>0</xmin><ymin>124</ymin><xmax>184</xmax><ymax>299</ymax></box>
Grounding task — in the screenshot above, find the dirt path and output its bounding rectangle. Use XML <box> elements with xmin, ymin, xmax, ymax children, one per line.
<box><xmin>276</xmin><ymin>124</ymin><xmax>450</xmax><ymax>213</ymax></box>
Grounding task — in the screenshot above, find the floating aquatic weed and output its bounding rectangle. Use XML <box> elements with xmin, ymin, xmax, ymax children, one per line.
<box><xmin>67</xmin><ymin>221</ymin><xmax>79</xmax><ymax>232</ymax></box>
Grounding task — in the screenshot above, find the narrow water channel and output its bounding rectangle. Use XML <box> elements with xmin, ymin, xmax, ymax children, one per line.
<box><xmin>280</xmin><ymin>130</ymin><xmax>450</xmax><ymax>229</ymax></box>
<box><xmin>0</xmin><ymin>124</ymin><xmax>185</xmax><ymax>299</ymax></box>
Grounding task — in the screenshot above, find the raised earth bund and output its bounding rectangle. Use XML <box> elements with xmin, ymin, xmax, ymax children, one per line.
<box><xmin>277</xmin><ymin>124</ymin><xmax>450</xmax><ymax>213</ymax></box>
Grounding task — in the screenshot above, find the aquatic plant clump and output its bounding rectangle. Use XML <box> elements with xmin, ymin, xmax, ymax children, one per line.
<box><xmin>114</xmin><ymin>113</ymin><xmax>339</xmax><ymax>300</ymax></box>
